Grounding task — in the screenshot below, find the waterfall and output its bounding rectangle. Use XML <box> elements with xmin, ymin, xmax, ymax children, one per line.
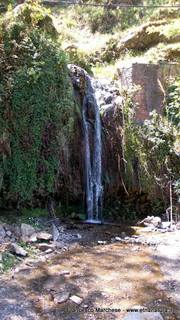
<box><xmin>82</xmin><ymin>75</ymin><xmax>103</xmax><ymax>223</ymax></box>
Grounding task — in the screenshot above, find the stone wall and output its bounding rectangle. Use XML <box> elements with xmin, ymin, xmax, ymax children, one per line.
<box><xmin>119</xmin><ymin>62</ymin><xmax>180</xmax><ymax>122</ymax></box>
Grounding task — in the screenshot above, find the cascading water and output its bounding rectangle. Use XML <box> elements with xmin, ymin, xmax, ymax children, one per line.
<box><xmin>68</xmin><ymin>64</ymin><xmax>122</xmax><ymax>224</ymax></box>
<box><xmin>82</xmin><ymin>76</ymin><xmax>103</xmax><ymax>223</ymax></box>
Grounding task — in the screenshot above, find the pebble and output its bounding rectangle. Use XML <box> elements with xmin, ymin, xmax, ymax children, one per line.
<box><xmin>70</xmin><ymin>295</ymin><xmax>83</xmax><ymax>305</ymax></box>
<box><xmin>53</xmin><ymin>292</ymin><xmax>70</xmax><ymax>304</ymax></box>
<box><xmin>97</xmin><ymin>240</ymin><xmax>107</xmax><ymax>245</ymax></box>
<box><xmin>115</xmin><ymin>237</ymin><xmax>122</xmax><ymax>241</ymax></box>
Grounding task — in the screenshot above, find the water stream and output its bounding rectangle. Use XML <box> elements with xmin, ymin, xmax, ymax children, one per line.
<box><xmin>82</xmin><ymin>75</ymin><xmax>103</xmax><ymax>223</ymax></box>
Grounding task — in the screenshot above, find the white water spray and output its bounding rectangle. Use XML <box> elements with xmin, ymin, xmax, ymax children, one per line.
<box><xmin>82</xmin><ymin>76</ymin><xmax>103</xmax><ymax>223</ymax></box>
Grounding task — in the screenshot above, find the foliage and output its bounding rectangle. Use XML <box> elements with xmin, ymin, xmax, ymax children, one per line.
<box><xmin>123</xmin><ymin>86</ymin><xmax>180</xmax><ymax>206</ymax></box>
<box><xmin>0</xmin><ymin>1</ymin><xmax>75</xmax><ymax>205</ymax></box>
<box><xmin>65</xmin><ymin>46</ymin><xmax>92</xmax><ymax>74</ymax></box>
<box><xmin>1</xmin><ymin>252</ymin><xmax>18</xmax><ymax>273</ymax></box>
<box><xmin>166</xmin><ymin>77</ymin><xmax>180</xmax><ymax>127</ymax></box>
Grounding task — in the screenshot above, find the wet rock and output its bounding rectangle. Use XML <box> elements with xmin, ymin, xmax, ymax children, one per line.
<box><xmin>36</xmin><ymin>231</ymin><xmax>52</xmax><ymax>241</ymax></box>
<box><xmin>9</xmin><ymin>243</ymin><xmax>28</xmax><ymax>257</ymax></box>
<box><xmin>123</xmin><ymin>312</ymin><xmax>164</xmax><ymax>319</ymax></box>
<box><xmin>70</xmin><ymin>295</ymin><xmax>83</xmax><ymax>305</ymax></box>
<box><xmin>0</xmin><ymin>224</ymin><xmax>6</xmax><ymax>240</ymax></box>
<box><xmin>53</xmin><ymin>292</ymin><xmax>70</xmax><ymax>304</ymax></box>
<box><xmin>21</xmin><ymin>223</ymin><xmax>35</xmax><ymax>242</ymax></box>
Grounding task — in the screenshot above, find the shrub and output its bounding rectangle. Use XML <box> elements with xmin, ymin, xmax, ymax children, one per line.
<box><xmin>0</xmin><ymin>1</ymin><xmax>75</xmax><ymax>205</ymax></box>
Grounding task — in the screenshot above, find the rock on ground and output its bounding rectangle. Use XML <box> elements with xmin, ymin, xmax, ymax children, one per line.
<box><xmin>21</xmin><ymin>223</ymin><xmax>35</xmax><ymax>242</ymax></box>
<box><xmin>9</xmin><ymin>243</ymin><xmax>27</xmax><ymax>257</ymax></box>
<box><xmin>70</xmin><ymin>295</ymin><xmax>83</xmax><ymax>304</ymax></box>
<box><xmin>53</xmin><ymin>292</ymin><xmax>70</xmax><ymax>304</ymax></box>
<box><xmin>36</xmin><ymin>231</ymin><xmax>52</xmax><ymax>241</ymax></box>
<box><xmin>123</xmin><ymin>312</ymin><xmax>164</xmax><ymax>320</ymax></box>
<box><xmin>0</xmin><ymin>225</ymin><xmax>6</xmax><ymax>240</ymax></box>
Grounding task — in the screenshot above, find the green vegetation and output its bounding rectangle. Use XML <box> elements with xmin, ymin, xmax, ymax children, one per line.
<box><xmin>0</xmin><ymin>0</ymin><xmax>179</xmax><ymax>218</ymax></box>
<box><xmin>47</xmin><ymin>0</ymin><xmax>180</xmax><ymax>78</ymax></box>
<box><xmin>123</xmin><ymin>82</ymin><xmax>180</xmax><ymax>208</ymax></box>
<box><xmin>0</xmin><ymin>251</ymin><xmax>18</xmax><ymax>273</ymax></box>
<box><xmin>0</xmin><ymin>1</ymin><xmax>75</xmax><ymax>206</ymax></box>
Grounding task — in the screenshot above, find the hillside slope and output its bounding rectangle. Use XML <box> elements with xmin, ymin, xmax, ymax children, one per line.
<box><xmin>49</xmin><ymin>1</ymin><xmax>180</xmax><ymax>77</ymax></box>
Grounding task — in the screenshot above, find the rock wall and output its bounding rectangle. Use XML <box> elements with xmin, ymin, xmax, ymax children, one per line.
<box><xmin>119</xmin><ymin>62</ymin><xmax>180</xmax><ymax>122</ymax></box>
<box><xmin>68</xmin><ymin>65</ymin><xmax>125</xmax><ymax>204</ymax></box>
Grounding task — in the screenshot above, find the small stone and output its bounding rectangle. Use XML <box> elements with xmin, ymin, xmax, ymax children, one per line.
<box><xmin>9</xmin><ymin>243</ymin><xmax>28</xmax><ymax>257</ymax></box>
<box><xmin>36</xmin><ymin>231</ymin><xmax>52</xmax><ymax>241</ymax></box>
<box><xmin>70</xmin><ymin>295</ymin><xmax>83</xmax><ymax>305</ymax></box>
<box><xmin>97</xmin><ymin>240</ymin><xmax>107</xmax><ymax>245</ymax></box>
<box><xmin>45</xmin><ymin>249</ymin><xmax>53</xmax><ymax>254</ymax></box>
<box><xmin>115</xmin><ymin>236</ymin><xmax>122</xmax><ymax>241</ymax></box>
<box><xmin>53</xmin><ymin>292</ymin><xmax>70</xmax><ymax>304</ymax></box>
<box><xmin>59</xmin><ymin>270</ymin><xmax>70</xmax><ymax>275</ymax></box>
<box><xmin>77</xmin><ymin>233</ymin><xmax>82</xmax><ymax>239</ymax></box>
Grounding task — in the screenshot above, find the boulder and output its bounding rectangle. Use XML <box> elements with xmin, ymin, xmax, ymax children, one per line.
<box><xmin>21</xmin><ymin>223</ymin><xmax>35</xmax><ymax>242</ymax></box>
<box><xmin>138</xmin><ymin>216</ymin><xmax>161</xmax><ymax>228</ymax></box>
<box><xmin>36</xmin><ymin>231</ymin><xmax>52</xmax><ymax>241</ymax></box>
<box><xmin>9</xmin><ymin>243</ymin><xmax>28</xmax><ymax>257</ymax></box>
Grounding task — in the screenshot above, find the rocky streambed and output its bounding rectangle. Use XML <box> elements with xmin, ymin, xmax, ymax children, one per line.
<box><xmin>0</xmin><ymin>219</ymin><xmax>180</xmax><ymax>320</ymax></box>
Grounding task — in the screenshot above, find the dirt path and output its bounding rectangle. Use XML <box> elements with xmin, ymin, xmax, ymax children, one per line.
<box><xmin>0</xmin><ymin>224</ymin><xmax>179</xmax><ymax>320</ymax></box>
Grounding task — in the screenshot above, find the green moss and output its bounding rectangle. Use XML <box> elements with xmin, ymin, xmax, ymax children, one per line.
<box><xmin>0</xmin><ymin>1</ymin><xmax>75</xmax><ymax>205</ymax></box>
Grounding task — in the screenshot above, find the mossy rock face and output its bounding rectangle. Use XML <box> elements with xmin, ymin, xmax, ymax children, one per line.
<box><xmin>0</xmin><ymin>1</ymin><xmax>75</xmax><ymax>205</ymax></box>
